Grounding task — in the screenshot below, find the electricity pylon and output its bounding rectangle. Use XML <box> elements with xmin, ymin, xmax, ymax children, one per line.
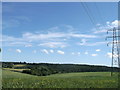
<box><xmin>106</xmin><ymin>27</ymin><xmax>120</xmax><ymax>76</ymax></box>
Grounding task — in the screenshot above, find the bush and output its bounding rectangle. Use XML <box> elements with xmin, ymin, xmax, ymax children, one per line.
<box><xmin>2</xmin><ymin>62</ymin><xmax>13</xmax><ymax>68</ymax></box>
<box><xmin>22</xmin><ymin>66</ymin><xmax>57</xmax><ymax>76</ymax></box>
<box><xmin>31</xmin><ymin>66</ymin><xmax>53</xmax><ymax>76</ymax></box>
<box><xmin>22</xmin><ymin>70</ymin><xmax>31</xmax><ymax>74</ymax></box>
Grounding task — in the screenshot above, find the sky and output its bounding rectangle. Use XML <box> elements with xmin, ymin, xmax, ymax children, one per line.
<box><xmin>1</xmin><ymin>2</ymin><xmax>119</xmax><ymax>66</ymax></box>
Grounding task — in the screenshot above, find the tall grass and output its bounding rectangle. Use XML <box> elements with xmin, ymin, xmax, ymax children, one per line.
<box><xmin>2</xmin><ymin>70</ymin><xmax>118</xmax><ymax>88</ymax></box>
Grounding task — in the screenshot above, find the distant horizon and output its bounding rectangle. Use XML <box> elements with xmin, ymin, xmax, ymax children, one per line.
<box><xmin>2</xmin><ymin>60</ymin><xmax>113</xmax><ymax>67</ymax></box>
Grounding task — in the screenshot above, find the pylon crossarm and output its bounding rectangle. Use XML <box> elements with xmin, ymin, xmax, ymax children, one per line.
<box><xmin>107</xmin><ymin>29</ymin><xmax>113</xmax><ymax>34</ymax></box>
<box><xmin>115</xmin><ymin>36</ymin><xmax>120</xmax><ymax>37</ymax></box>
<box><xmin>107</xmin><ymin>42</ymin><xmax>120</xmax><ymax>46</ymax></box>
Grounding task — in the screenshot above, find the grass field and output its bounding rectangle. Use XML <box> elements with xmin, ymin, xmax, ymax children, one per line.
<box><xmin>3</xmin><ymin>68</ymin><xmax>30</xmax><ymax>72</ymax></box>
<box><xmin>2</xmin><ymin>70</ymin><xmax>119</xmax><ymax>88</ymax></box>
<box><xmin>13</xmin><ymin>64</ymin><xmax>27</xmax><ymax>67</ymax></box>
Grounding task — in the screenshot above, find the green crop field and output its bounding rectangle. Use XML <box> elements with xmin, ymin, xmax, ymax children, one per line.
<box><xmin>2</xmin><ymin>70</ymin><xmax>119</xmax><ymax>88</ymax></box>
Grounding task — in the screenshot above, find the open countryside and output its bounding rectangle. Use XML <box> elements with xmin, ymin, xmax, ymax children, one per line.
<box><xmin>1</xmin><ymin>1</ymin><xmax>120</xmax><ymax>89</ymax></box>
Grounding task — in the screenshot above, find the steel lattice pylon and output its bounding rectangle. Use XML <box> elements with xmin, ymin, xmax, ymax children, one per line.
<box><xmin>106</xmin><ymin>27</ymin><xmax>120</xmax><ymax>76</ymax></box>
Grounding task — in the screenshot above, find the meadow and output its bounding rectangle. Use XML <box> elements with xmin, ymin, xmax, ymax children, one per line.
<box><xmin>2</xmin><ymin>69</ymin><xmax>119</xmax><ymax>88</ymax></box>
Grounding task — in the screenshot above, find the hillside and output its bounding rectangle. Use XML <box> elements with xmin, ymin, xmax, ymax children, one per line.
<box><xmin>2</xmin><ymin>69</ymin><xmax>119</xmax><ymax>88</ymax></box>
<box><xmin>2</xmin><ymin>62</ymin><xmax>119</xmax><ymax>73</ymax></box>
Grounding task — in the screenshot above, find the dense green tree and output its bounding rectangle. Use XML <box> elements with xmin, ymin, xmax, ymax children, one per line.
<box><xmin>3</xmin><ymin>62</ymin><xmax>120</xmax><ymax>76</ymax></box>
<box><xmin>2</xmin><ymin>62</ymin><xmax>13</xmax><ymax>68</ymax></box>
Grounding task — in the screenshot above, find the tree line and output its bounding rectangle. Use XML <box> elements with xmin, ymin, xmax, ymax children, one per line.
<box><xmin>2</xmin><ymin>62</ymin><xmax>120</xmax><ymax>76</ymax></box>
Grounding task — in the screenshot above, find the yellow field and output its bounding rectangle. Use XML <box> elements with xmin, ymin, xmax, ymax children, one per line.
<box><xmin>3</xmin><ymin>68</ymin><xmax>30</xmax><ymax>72</ymax></box>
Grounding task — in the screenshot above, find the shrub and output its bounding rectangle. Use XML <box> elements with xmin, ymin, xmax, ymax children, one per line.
<box><xmin>22</xmin><ymin>66</ymin><xmax>57</xmax><ymax>76</ymax></box>
<box><xmin>22</xmin><ymin>70</ymin><xmax>31</xmax><ymax>74</ymax></box>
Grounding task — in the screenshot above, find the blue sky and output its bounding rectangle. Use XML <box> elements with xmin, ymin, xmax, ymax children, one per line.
<box><xmin>2</xmin><ymin>2</ymin><xmax>119</xmax><ymax>66</ymax></box>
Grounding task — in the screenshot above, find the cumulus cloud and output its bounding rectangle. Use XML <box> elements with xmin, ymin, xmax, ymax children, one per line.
<box><xmin>94</xmin><ymin>20</ymin><xmax>120</xmax><ymax>34</ymax></box>
<box><xmin>85</xmin><ymin>51</ymin><xmax>88</xmax><ymax>55</ymax></box>
<box><xmin>71</xmin><ymin>52</ymin><xmax>75</xmax><ymax>55</ymax></box>
<box><xmin>41</xmin><ymin>49</ymin><xmax>49</xmax><ymax>54</ymax></box>
<box><xmin>107</xmin><ymin>52</ymin><xmax>119</xmax><ymax>58</ymax></box>
<box><xmin>107</xmin><ymin>52</ymin><xmax>112</xmax><ymax>58</ymax></box>
<box><xmin>49</xmin><ymin>49</ymin><xmax>54</xmax><ymax>53</ymax></box>
<box><xmin>71</xmin><ymin>52</ymin><xmax>80</xmax><ymax>55</ymax></box>
<box><xmin>16</xmin><ymin>49</ymin><xmax>21</xmax><ymax>53</ymax></box>
<box><xmin>111</xmin><ymin>20</ymin><xmax>119</xmax><ymax>27</ymax></box>
<box><xmin>91</xmin><ymin>54</ymin><xmax>98</xmax><ymax>56</ymax></box>
<box><xmin>57</xmin><ymin>50</ymin><xmax>65</xmax><ymax>55</ymax></box>
<box><xmin>96</xmin><ymin>49</ymin><xmax>101</xmax><ymax>52</ymax></box>
<box><xmin>78</xmin><ymin>52</ymin><xmax>80</xmax><ymax>55</ymax></box>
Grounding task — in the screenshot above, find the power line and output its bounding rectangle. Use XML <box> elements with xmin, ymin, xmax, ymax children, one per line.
<box><xmin>80</xmin><ymin>1</ymin><xmax>102</xmax><ymax>31</ymax></box>
<box><xmin>80</xmin><ymin>1</ymin><xmax>96</xmax><ymax>26</ymax></box>
<box><xmin>83</xmin><ymin>2</ymin><xmax>97</xmax><ymax>25</ymax></box>
<box><xmin>94</xmin><ymin>2</ymin><xmax>105</xmax><ymax>25</ymax></box>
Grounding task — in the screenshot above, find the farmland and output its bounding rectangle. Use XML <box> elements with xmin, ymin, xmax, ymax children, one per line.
<box><xmin>2</xmin><ymin>69</ymin><xmax>119</xmax><ymax>88</ymax></box>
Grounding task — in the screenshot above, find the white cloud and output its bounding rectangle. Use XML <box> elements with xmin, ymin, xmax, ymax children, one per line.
<box><xmin>2</xmin><ymin>35</ymin><xmax>22</xmax><ymax>42</ymax></box>
<box><xmin>2</xmin><ymin>35</ymin><xmax>32</xmax><ymax>47</ymax></box>
<box><xmin>22</xmin><ymin>32</ymin><xmax>97</xmax><ymax>42</ymax></box>
<box><xmin>57</xmin><ymin>50</ymin><xmax>65</xmax><ymax>55</ymax></box>
<box><xmin>79</xmin><ymin>39</ymin><xmax>87</xmax><ymax>45</ymax></box>
<box><xmin>69</xmin><ymin>33</ymin><xmax>97</xmax><ymax>38</ymax></box>
<box><xmin>111</xmin><ymin>20</ymin><xmax>119</xmax><ymax>27</ymax></box>
<box><xmin>85</xmin><ymin>51</ymin><xmax>88</xmax><ymax>55</ymax></box>
<box><xmin>107</xmin><ymin>52</ymin><xmax>119</xmax><ymax>58</ymax></box>
<box><xmin>106</xmin><ymin>21</ymin><xmax>110</xmax><ymax>25</ymax></box>
<box><xmin>22</xmin><ymin>32</ymin><xmax>66</xmax><ymax>41</ymax></box>
<box><xmin>78</xmin><ymin>41</ymin><xmax>107</xmax><ymax>46</ymax></box>
<box><xmin>107</xmin><ymin>52</ymin><xmax>112</xmax><ymax>58</ymax></box>
<box><xmin>16</xmin><ymin>49</ymin><xmax>21</xmax><ymax>53</ymax></box>
<box><xmin>91</xmin><ymin>54</ymin><xmax>98</xmax><ymax>56</ymax></box>
<box><xmin>71</xmin><ymin>52</ymin><xmax>75</xmax><ymax>55</ymax></box>
<box><xmin>25</xmin><ymin>44</ymin><xmax>32</xmax><ymax>47</ymax></box>
<box><xmin>49</xmin><ymin>50</ymin><xmax>54</xmax><ymax>53</ymax></box>
<box><xmin>96</xmin><ymin>49</ymin><xmax>101</xmax><ymax>52</ymax></box>
<box><xmin>78</xmin><ymin>52</ymin><xmax>80</xmax><ymax>55</ymax></box>
<box><xmin>94</xmin><ymin>29</ymin><xmax>107</xmax><ymax>34</ymax></box>
<box><xmin>96</xmin><ymin>23</ymin><xmax>101</xmax><ymax>26</ymax></box>
<box><xmin>39</xmin><ymin>42</ymin><xmax>67</xmax><ymax>48</ymax></box>
<box><xmin>41</xmin><ymin>49</ymin><xmax>49</xmax><ymax>54</ymax></box>
<box><xmin>2</xmin><ymin>25</ymin><xmax>101</xmax><ymax>48</ymax></box>
<box><xmin>71</xmin><ymin>52</ymin><xmax>80</xmax><ymax>55</ymax></box>
<box><xmin>94</xmin><ymin>20</ymin><xmax>120</xmax><ymax>34</ymax></box>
